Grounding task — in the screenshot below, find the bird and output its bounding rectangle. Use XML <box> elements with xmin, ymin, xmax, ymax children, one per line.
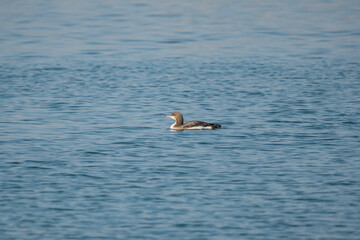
<box><xmin>165</xmin><ymin>112</ymin><xmax>221</xmax><ymax>130</ymax></box>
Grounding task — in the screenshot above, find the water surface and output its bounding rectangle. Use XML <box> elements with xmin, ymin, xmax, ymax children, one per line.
<box><xmin>1</xmin><ymin>1</ymin><xmax>360</xmax><ymax>239</ymax></box>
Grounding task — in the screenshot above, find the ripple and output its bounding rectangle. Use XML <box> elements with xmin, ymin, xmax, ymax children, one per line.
<box><xmin>1</xmin><ymin>1</ymin><xmax>360</xmax><ymax>239</ymax></box>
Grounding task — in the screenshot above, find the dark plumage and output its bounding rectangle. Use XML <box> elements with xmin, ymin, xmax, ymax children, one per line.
<box><xmin>165</xmin><ymin>112</ymin><xmax>221</xmax><ymax>130</ymax></box>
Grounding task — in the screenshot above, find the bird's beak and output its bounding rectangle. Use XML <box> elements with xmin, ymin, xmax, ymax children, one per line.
<box><xmin>165</xmin><ymin>115</ymin><xmax>171</xmax><ymax>118</ymax></box>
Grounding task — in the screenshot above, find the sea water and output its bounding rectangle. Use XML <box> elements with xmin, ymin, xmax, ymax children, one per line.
<box><xmin>1</xmin><ymin>1</ymin><xmax>360</xmax><ymax>239</ymax></box>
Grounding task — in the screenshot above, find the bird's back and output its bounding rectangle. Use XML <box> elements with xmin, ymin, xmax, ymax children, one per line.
<box><xmin>182</xmin><ymin>121</ymin><xmax>221</xmax><ymax>130</ymax></box>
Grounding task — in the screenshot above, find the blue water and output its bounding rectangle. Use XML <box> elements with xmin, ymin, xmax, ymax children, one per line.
<box><xmin>1</xmin><ymin>1</ymin><xmax>360</xmax><ymax>239</ymax></box>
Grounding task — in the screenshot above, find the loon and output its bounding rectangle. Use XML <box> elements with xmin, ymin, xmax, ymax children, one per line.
<box><xmin>166</xmin><ymin>112</ymin><xmax>221</xmax><ymax>130</ymax></box>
